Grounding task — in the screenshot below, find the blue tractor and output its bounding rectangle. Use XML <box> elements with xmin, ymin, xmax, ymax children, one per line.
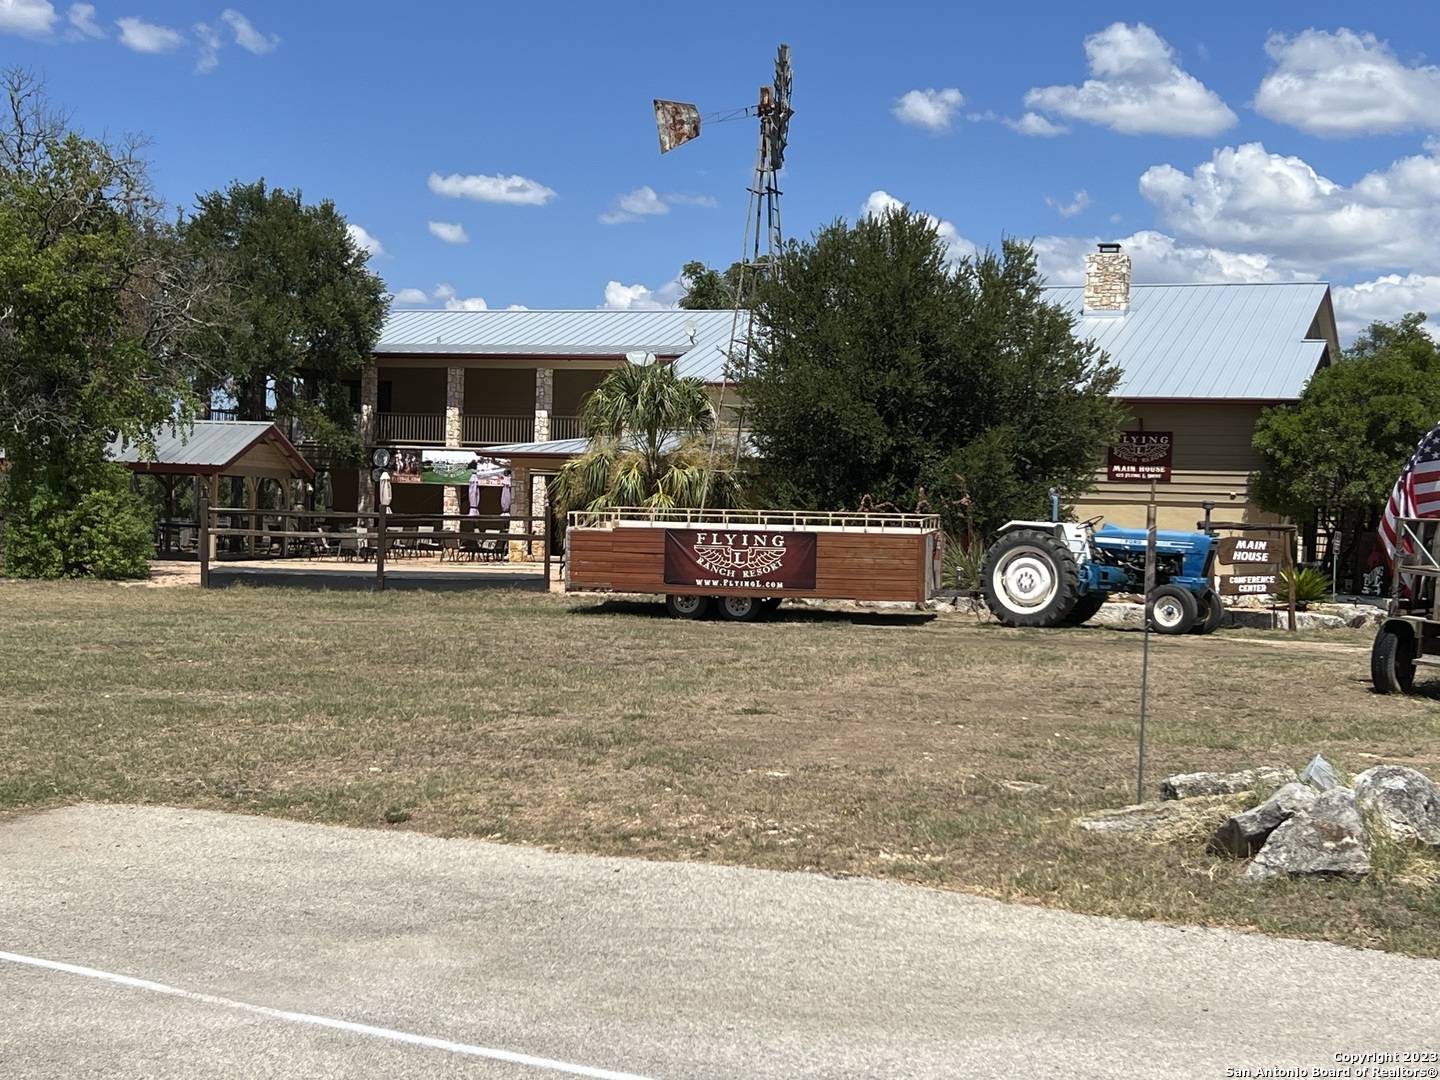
<box><xmin>980</xmin><ymin>498</ymin><xmax>1223</xmax><ymax>634</ymax></box>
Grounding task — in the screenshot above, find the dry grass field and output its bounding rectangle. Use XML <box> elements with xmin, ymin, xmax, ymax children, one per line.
<box><xmin>2</xmin><ymin>579</ymin><xmax>1438</xmax><ymax>955</ymax></box>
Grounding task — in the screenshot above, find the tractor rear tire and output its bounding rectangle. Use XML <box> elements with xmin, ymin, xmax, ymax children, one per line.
<box><xmin>1371</xmin><ymin>624</ymin><xmax>1416</xmax><ymax>694</ymax></box>
<box><xmin>1062</xmin><ymin>592</ymin><xmax>1109</xmax><ymax>627</ymax></box>
<box><xmin>1191</xmin><ymin>587</ymin><xmax>1225</xmax><ymax>635</ymax></box>
<box><xmin>665</xmin><ymin>594</ymin><xmax>711</xmax><ymax>620</ymax></box>
<box><xmin>981</xmin><ymin>530</ymin><xmax>1081</xmax><ymax>628</ymax></box>
<box><xmin>1148</xmin><ymin>584</ymin><xmax>1198</xmax><ymax>634</ymax></box>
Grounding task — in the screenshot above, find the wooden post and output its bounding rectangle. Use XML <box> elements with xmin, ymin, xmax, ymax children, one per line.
<box><xmin>374</xmin><ymin>483</ymin><xmax>386</xmax><ymax>592</ymax></box>
<box><xmin>1285</xmin><ymin>529</ymin><xmax>1297</xmax><ymax>633</ymax></box>
<box><xmin>543</xmin><ymin>507</ymin><xmax>552</xmax><ymax>589</ymax></box>
<box><xmin>197</xmin><ymin>476</ymin><xmax>210</xmax><ymax>590</ymax></box>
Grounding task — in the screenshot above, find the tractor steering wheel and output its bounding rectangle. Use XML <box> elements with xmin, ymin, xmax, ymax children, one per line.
<box><xmin>1081</xmin><ymin>515</ymin><xmax>1105</xmax><ymax>531</ymax></box>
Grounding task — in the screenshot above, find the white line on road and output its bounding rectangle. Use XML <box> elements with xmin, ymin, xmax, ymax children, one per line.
<box><xmin>0</xmin><ymin>950</ymin><xmax>655</xmax><ymax>1080</ymax></box>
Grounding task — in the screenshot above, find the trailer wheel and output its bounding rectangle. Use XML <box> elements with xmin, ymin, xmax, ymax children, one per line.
<box><xmin>981</xmin><ymin>529</ymin><xmax>1080</xmax><ymax>628</ymax></box>
<box><xmin>1371</xmin><ymin>623</ymin><xmax>1416</xmax><ymax>694</ymax></box>
<box><xmin>716</xmin><ymin>595</ymin><xmax>762</xmax><ymax>622</ymax></box>
<box><xmin>1148</xmin><ymin>585</ymin><xmax>1198</xmax><ymax>634</ymax></box>
<box><xmin>665</xmin><ymin>594</ymin><xmax>711</xmax><ymax>620</ymax></box>
<box><xmin>1062</xmin><ymin>592</ymin><xmax>1108</xmax><ymax>627</ymax></box>
<box><xmin>1191</xmin><ymin>587</ymin><xmax>1225</xmax><ymax>635</ymax></box>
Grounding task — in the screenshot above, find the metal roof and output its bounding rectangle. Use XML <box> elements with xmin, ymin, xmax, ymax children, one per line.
<box><xmin>105</xmin><ymin>420</ymin><xmax>314</xmax><ymax>478</ymax></box>
<box><xmin>1045</xmin><ymin>282</ymin><xmax>1332</xmax><ymax>400</ymax></box>
<box><xmin>377</xmin><ymin>309</ymin><xmax>749</xmax><ymax>382</ymax></box>
<box><xmin>481</xmin><ymin>437</ymin><xmax>592</xmax><ymax>458</ymax></box>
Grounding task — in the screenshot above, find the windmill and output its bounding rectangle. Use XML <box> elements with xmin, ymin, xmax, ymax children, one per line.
<box><xmin>654</xmin><ymin>45</ymin><xmax>794</xmax><ymax>505</ymax></box>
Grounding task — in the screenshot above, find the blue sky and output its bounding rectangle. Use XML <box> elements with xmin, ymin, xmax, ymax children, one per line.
<box><xmin>6</xmin><ymin>1</ymin><xmax>1440</xmax><ymax>337</ymax></box>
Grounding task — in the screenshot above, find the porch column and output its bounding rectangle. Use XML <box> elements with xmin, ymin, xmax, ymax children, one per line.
<box><xmin>358</xmin><ymin>360</ymin><xmax>378</xmax><ymax>513</ymax></box>
<box><xmin>444</xmin><ymin>366</ymin><xmax>464</xmax><ymax>517</ymax></box>
<box><xmin>507</xmin><ymin>463</ymin><xmax>531</xmax><ymax>561</ymax></box>
<box><xmin>534</xmin><ymin>367</ymin><xmax>553</xmax><ymax>442</ymax></box>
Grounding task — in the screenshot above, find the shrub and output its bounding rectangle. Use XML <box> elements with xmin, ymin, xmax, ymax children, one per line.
<box><xmin>943</xmin><ymin>532</ymin><xmax>986</xmax><ymax>593</ymax></box>
<box><xmin>1</xmin><ymin>466</ymin><xmax>153</xmax><ymax>580</ymax></box>
<box><xmin>1280</xmin><ymin>566</ymin><xmax>1332</xmax><ymax>605</ymax></box>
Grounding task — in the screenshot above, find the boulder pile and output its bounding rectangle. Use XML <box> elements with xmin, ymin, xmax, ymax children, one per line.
<box><xmin>1077</xmin><ymin>756</ymin><xmax>1440</xmax><ymax>880</ymax></box>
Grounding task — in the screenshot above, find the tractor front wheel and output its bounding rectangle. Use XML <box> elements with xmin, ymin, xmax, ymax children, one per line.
<box><xmin>981</xmin><ymin>530</ymin><xmax>1081</xmax><ymax>628</ymax></box>
<box><xmin>1148</xmin><ymin>584</ymin><xmax>1198</xmax><ymax>634</ymax></box>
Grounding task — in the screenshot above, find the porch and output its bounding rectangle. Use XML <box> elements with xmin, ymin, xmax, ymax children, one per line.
<box><xmin>377</xmin><ymin>411</ymin><xmax>584</xmax><ymax>446</ymax></box>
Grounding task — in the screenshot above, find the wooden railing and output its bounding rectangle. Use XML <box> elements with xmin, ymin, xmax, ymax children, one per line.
<box><xmin>549</xmin><ymin>416</ymin><xmax>584</xmax><ymax>441</ymax></box>
<box><xmin>378</xmin><ymin>412</ymin><xmax>444</xmax><ymax>444</ymax></box>
<box><xmin>463</xmin><ymin>414</ymin><xmax>534</xmax><ymax>445</ymax></box>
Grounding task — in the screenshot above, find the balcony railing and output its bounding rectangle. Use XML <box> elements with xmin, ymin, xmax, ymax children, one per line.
<box><xmin>378</xmin><ymin>412</ymin><xmax>445</xmax><ymax>444</ymax></box>
<box><xmin>550</xmin><ymin>415</ymin><xmax>584</xmax><ymax>441</ymax></box>
<box><xmin>464</xmin><ymin>414</ymin><xmax>535</xmax><ymax>445</ymax></box>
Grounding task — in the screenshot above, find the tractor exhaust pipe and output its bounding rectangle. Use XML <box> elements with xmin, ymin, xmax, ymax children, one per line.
<box><xmin>1049</xmin><ymin>488</ymin><xmax>1061</xmax><ymax>523</ymax></box>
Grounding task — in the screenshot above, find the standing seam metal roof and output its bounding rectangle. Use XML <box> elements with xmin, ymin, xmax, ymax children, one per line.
<box><xmin>105</xmin><ymin>420</ymin><xmax>314</xmax><ymax>477</ymax></box>
<box><xmin>1044</xmin><ymin>282</ymin><xmax>1331</xmax><ymax>400</ymax></box>
<box><xmin>376</xmin><ymin>309</ymin><xmax>748</xmax><ymax>383</ymax></box>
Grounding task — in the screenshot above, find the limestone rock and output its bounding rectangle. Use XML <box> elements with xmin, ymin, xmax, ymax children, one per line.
<box><xmin>1353</xmin><ymin>765</ymin><xmax>1440</xmax><ymax>847</ymax></box>
<box><xmin>1244</xmin><ymin>788</ymin><xmax>1370</xmax><ymax>880</ymax></box>
<box><xmin>1077</xmin><ymin>794</ymin><xmax>1246</xmax><ymax>837</ymax></box>
<box><xmin>1299</xmin><ymin>754</ymin><xmax>1342</xmax><ymax>792</ymax></box>
<box><xmin>1159</xmin><ymin>766</ymin><xmax>1297</xmax><ymax>801</ymax></box>
<box><xmin>1208</xmin><ymin>783</ymin><xmax>1318</xmax><ymax>858</ymax></box>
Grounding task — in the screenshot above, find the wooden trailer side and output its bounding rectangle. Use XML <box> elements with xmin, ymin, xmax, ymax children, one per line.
<box><xmin>567</xmin><ymin>526</ymin><xmax>935</xmax><ymax>603</ymax></box>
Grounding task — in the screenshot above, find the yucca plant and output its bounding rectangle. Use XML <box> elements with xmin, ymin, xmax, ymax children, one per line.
<box><xmin>942</xmin><ymin>532</ymin><xmax>986</xmax><ymax>593</ymax></box>
<box><xmin>555</xmin><ymin>362</ymin><xmax>744</xmax><ymax>514</ymax></box>
<box><xmin>1279</xmin><ymin>566</ymin><xmax>1333</xmax><ymax>605</ymax></box>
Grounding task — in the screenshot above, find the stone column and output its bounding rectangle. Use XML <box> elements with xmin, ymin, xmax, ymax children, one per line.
<box><xmin>534</xmin><ymin>367</ymin><xmax>554</xmax><ymax>443</ymax></box>
<box><xmin>444</xmin><ymin>366</ymin><xmax>464</xmax><ymax>518</ymax></box>
<box><xmin>358</xmin><ymin>360</ymin><xmax>378</xmax><ymax>512</ymax></box>
<box><xmin>507</xmin><ymin>463</ymin><xmax>531</xmax><ymax>561</ymax></box>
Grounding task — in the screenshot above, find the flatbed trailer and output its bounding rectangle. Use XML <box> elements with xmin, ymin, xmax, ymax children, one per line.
<box><xmin>565</xmin><ymin>507</ymin><xmax>944</xmax><ymax>620</ymax></box>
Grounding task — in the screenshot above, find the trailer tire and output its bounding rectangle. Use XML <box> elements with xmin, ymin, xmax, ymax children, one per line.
<box><xmin>1371</xmin><ymin>624</ymin><xmax>1416</xmax><ymax>695</ymax></box>
<box><xmin>1062</xmin><ymin>592</ymin><xmax>1108</xmax><ymax>626</ymax></box>
<box><xmin>715</xmin><ymin>595</ymin><xmax>763</xmax><ymax>622</ymax></box>
<box><xmin>1148</xmin><ymin>585</ymin><xmax>1198</xmax><ymax>634</ymax></box>
<box><xmin>1191</xmin><ymin>587</ymin><xmax>1225</xmax><ymax>635</ymax></box>
<box><xmin>665</xmin><ymin>594</ymin><xmax>711</xmax><ymax>620</ymax></box>
<box><xmin>981</xmin><ymin>529</ymin><xmax>1080</xmax><ymax>628</ymax></box>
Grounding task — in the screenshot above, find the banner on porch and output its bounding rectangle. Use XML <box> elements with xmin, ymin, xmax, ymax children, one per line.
<box><xmin>392</xmin><ymin>449</ymin><xmax>506</xmax><ymax>486</ymax></box>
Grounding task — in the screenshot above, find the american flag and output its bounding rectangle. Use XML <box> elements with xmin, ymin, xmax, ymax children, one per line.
<box><xmin>1379</xmin><ymin>422</ymin><xmax>1440</xmax><ymax>563</ymax></box>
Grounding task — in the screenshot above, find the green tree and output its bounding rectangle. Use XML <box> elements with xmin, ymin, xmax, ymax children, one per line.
<box><xmin>741</xmin><ymin>207</ymin><xmax>1124</xmax><ymax>537</ymax></box>
<box><xmin>678</xmin><ymin>259</ymin><xmax>745</xmax><ymax>309</ymax></box>
<box><xmin>554</xmin><ymin>362</ymin><xmax>742</xmax><ymax>513</ymax></box>
<box><xmin>182</xmin><ymin>179</ymin><xmax>386</xmax><ymax>461</ymax></box>
<box><xmin>1252</xmin><ymin>313</ymin><xmax>1440</xmax><ymax>562</ymax></box>
<box><xmin>0</xmin><ymin>70</ymin><xmax>211</xmax><ymax>577</ymax></box>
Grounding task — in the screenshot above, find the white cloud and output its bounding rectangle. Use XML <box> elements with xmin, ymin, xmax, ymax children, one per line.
<box><xmin>861</xmin><ymin>190</ymin><xmax>976</xmax><ymax>265</ymax></box>
<box><xmin>392</xmin><ymin>287</ymin><xmax>430</xmax><ymax>305</ymax></box>
<box><xmin>1029</xmin><ymin>230</ymin><xmax>1307</xmax><ymax>288</ymax></box>
<box><xmin>346</xmin><ymin>223</ymin><xmax>383</xmax><ymax>258</ymax></box>
<box><xmin>602</xmin><ymin>277</ymin><xmax>684</xmax><ymax>311</ymax></box>
<box><xmin>1006</xmin><ymin>111</ymin><xmax>1069</xmax><ymax>137</ymax></box>
<box><xmin>428</xmin><ymin>172</ymin><xmax>556</xmax><ymax>206</ymax></box>
<box><xmin>66</xmin><ymin>2</ymin><xmax>102</xmax><ymax>38</ymax></box>
<box><xmin>1024</xmin><ymin>22</ymin><xmax>1236</xmax><ymax>136</ymax></box>
<box><xmin>432</xmin><ymin>283</ymin><xmax>487</xmax><ymax>311</ymax></box>
<box><xmin>1139</xmin><ymin>142</ymin><xmax>1440</xmax><ymax>272</ymax></box>
<box><xmin>115</xmin><ymin>15</ymin><xmax>183</xmax><ymax>53</ymax></box>
<box><xmin>1255</xmin><ymin>29</ymin><xmax>1440</xmax><ymax>138</ymax></box>
<box><xmin>0</xmin><ymin>0</ymin><xmax>56</xmax><ymax>36</ymax></box>
<box><xmin>221</xmin><ymin>8</ymin><xmax>278</xmax><ymax>54</ymax></box>
<box><xmin>1332</xmin><ymin>274</ymin><xmax>1440</xmax><ymax>340</ymax></box>
<box><xmin>599</xmin><ymin>185</ymin><xmax>715</xmax><ymax>224</ymax></box>
<box><xmin>893</xmin><ymin>88</ymin><xmax>965</xmax><ymax>131</ymax></box>
<box><xmin>1045</xmin><ymin>190</ymin><xmax>1090</xmax><ymax>219</ymax></box>
<box><xmin>193</xmin><ymin>21</ymin><xmax>221</xmax><ymax>74</ymax></box>
<box><xmin>427</xmin><ymin>220</ymin><xmax>469</xmax><ymax>244</ymax></box>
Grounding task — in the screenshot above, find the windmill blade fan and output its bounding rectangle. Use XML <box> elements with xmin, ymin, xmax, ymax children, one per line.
<box><xmin>768</xmin><ymin>43</ymin><xmax>793</xmax><ymax>170</ymax></box>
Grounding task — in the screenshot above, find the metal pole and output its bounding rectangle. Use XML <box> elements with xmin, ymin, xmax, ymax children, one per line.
<box><xmin>374</xmin><ymin>483</ymin><xmax>386</xmax><ymax>592</ymax></box>
<box><xmin>543</xmin><ymin>505</ymin><xmax>552</xmax><ymax>591</ymax></box>
<box><xmin>1138</xmin><ymin>495</ymin><xmax>1157</xmax><ymax>804</ymax></box>
<box><xmin>1286</xmin><ymin>529</ymin><xmax>1297</xmax><ymax>632</ymax></box>
<box><xmin>197</xmin><ymin>476</ymin><xmax>210</xmax><ymax>590</ymax></box>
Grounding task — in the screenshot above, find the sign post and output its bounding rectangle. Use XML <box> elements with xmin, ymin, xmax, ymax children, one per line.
<box><xmin>1138</xmin><ymin>485</ymin><xmax>1158</xmax><ymax>804</ymax></box>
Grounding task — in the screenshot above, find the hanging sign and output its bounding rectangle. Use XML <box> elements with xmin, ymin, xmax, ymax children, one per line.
<box><xmin>1107</xmin><ymin>431</ymin><xmax>1173</xmax><ymax>483</ymax></box>
<box><xmin>1219</xmin><ymin>536</ymin><xmax>1279</xmax><ymax>564</ymax></box>
<box><xmin>391</xmin><ymin>449</ymin><xmax>505</xmax><ymax>486</ymax></box>
<box><xmin>663</xmin><ymin>529</ymin><xmax>816</xmax><ymax>591</ymax></box>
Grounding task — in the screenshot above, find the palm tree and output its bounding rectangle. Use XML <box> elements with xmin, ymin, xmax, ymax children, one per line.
<box><xmin>555</xmin><ymin>362</ymin><xmax>743</xmax><ymax>513</ymax></box>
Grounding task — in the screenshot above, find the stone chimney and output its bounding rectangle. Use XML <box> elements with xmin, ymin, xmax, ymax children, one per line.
<box><xmin>1084</xmin><ymin>242</ymin><xmax>1130</xmax><ymax>314</ymax></box>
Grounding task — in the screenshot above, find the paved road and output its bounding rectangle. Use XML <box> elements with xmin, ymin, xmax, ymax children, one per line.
<box><xmin>1</xmin><ymin>805</ymin><xmax>1435</xmax><ymax>1079</ymax></box>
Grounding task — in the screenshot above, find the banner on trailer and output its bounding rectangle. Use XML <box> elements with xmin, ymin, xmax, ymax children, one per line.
<box><xmin>1107</xmin><ymin>431</ymin><xmax>1173</xmax><ymax>482</ymax></box>
<box><xmin>664</xmin><ymin>529</ymin><xmax>816</xmax><ymax>591</ymax></box>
